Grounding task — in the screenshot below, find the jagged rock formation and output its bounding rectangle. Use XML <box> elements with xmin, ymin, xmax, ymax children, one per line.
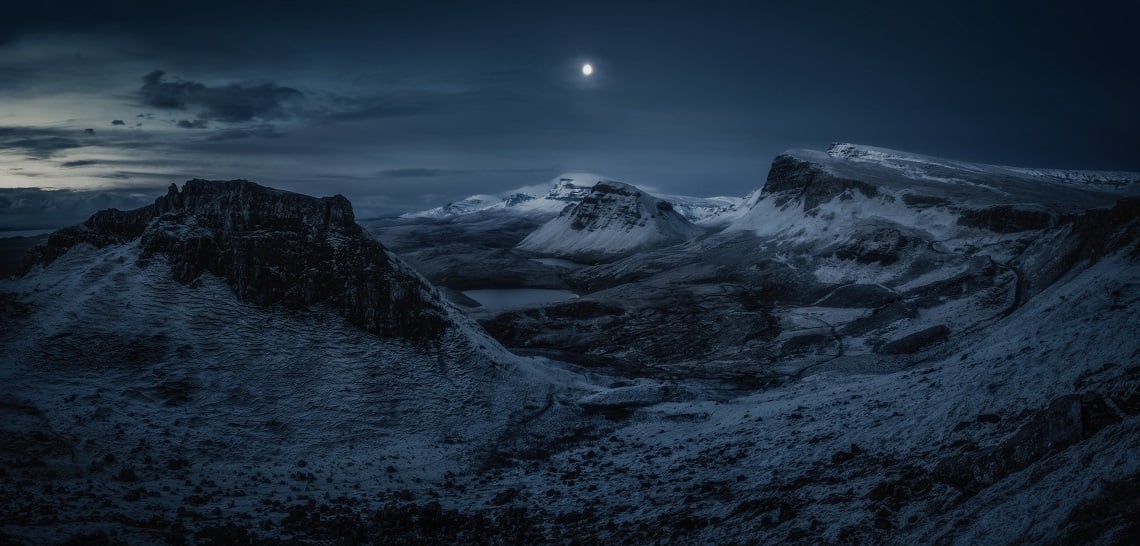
<box><xmin>24</xmin><ymin>180</ymin><xmax>449</xmax><ymax>339</ymax></box>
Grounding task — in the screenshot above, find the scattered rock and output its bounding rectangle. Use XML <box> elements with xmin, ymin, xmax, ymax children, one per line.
<box><xmin>934</xmin><ymin>392</ymin><xmax>1121</xmax><ymax>494</ymax></box>
<box><xmin>882</xmin><ymin>325</ymin><xmax>950</xmax><ymax>355</ymax></box>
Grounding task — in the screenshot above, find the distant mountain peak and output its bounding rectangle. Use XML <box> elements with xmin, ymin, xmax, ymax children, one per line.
<box><xmin>401</xmin><ymin>172</ymin><xmax>741</xmax><ymax>223</ymax></box>
<box><xmin>516</xmin><ymin>178</ymin><xmax>703</xmax><ymax>261</ymax></box>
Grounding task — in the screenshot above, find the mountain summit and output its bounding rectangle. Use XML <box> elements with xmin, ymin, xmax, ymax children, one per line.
<box><xmin>24</xmin><ymin>179</ymin><xmax>450</xmax><ymax>338</ymax></box>
<box><xmin>515</xmin><ymin>180</ymin><xmax>704</xmax><ymax>261</ymax></box>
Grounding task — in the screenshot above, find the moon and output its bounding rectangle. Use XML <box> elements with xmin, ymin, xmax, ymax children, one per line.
<box><xmin>582</xmin><ymin>63</ymin><xmax>593</xmax><ymax>76</ymax></box>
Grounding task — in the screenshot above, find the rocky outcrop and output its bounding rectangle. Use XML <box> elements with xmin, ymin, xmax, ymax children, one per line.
<box><xmin>933</xmin><ymin>392</ymin><xmax>1123</xmax><ymax>494</ymax></box>
<box><xmin>957</xmin><ymin>205</ymin><xmax>1055</xmax><ymax>233</ymax></box>
<box><xmin>881</xmin><ymin>325</ymin><xmax>950</xmax><ymax>355</ymax></box>
<box><xmin>24</xmin><ymin>180</ymin><xmax>449</xmax><ymax>340</ymax></box>
<box><xmin>762</xmin><ymin>154</ymin><xmax>879</xmax><ymax>210</ymax></box>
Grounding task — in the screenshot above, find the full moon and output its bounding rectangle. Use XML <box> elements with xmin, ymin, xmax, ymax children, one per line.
<box><xmin>582</xmin><ymin>63</ymin><xmax>593</xmax><ymax>76</ymax></box>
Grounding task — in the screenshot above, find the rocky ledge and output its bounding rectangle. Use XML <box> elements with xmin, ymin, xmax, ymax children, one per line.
<box><xmin>23</xmin><ymin>180</ymin><xmax>449</xmax><ymax>339</ymax></box>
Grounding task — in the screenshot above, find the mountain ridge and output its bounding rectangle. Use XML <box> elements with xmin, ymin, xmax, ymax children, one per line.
<box><xmin>23</xmin><ymin>179</ymin><xmax>451</xmax><ymax>339</ymax></box>
<box><xmin>401</xmin><ymin>172</ymin><xmax>742</xmax><ymax>223</ymax></box>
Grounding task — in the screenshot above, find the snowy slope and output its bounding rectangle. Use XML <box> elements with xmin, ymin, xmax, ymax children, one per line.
<box><xmin>723</xmin><ymin>143</ymin><xmax>1135</xmax><ymax>246</ymax></box>
<box><xmin>400</xmin><ymin>173</ymin><xmax>599</xmax><ymax>219</ymax></box>
<box><xmin>402</xmin><ymin>172</ymin><xmax>743</xmax><ymax>223</ymax></box>
<box><xmin>655</xmin><ymin>193</ymin><xmax>744</xmax><ymax>224</ymax></box>
<box><xmin>828</xmin><ymin>142</ymin><xmax>1140</xmax><ymax>193</ymax></box>
<box><xmin>402</xmin><ymin>193</ymin><xmax>504</xmax><ymax>218</ymax></box>
<box><xmin>0</xmin><ymin>180</ymin><xmax>598</xmax><ymax>543</ymax></box>
<box><xmin>515</xmin><ymin>181</ymin><xmax>705</xmax><ymax>261</ymax></box>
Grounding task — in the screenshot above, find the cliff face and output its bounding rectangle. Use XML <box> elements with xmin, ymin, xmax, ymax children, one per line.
<box><xmin>762</xmin><ymin>153</ymin><xmax>880</xmax><ymax>210</ymax></box>
<box><xmin>24</xmin><ymin>180</ymin><xmax>449</xmax><ymax>339</ymax></box>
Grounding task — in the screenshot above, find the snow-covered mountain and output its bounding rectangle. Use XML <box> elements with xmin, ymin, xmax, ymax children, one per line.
<box><xmin>827</xmin><ymin>142</ymin><xmax>1140</xmax><ymax>192</ymax></box>
<box><xmin>402</xmin><ymin>172</ymin><xmax>742</xmax><ymax>223</ymax></box>
<box><xmin>655</xmin><ymin>193</ymin><xmax>743</xmax><ymax>224</ymax></box>
<box><xmin>515</xmin><ymin>181</ymin><xmax>705</xmax><ymax>261</ymax></box>
<box><xmin>722</xmin><ymin>142</ymin><xmax>1137</xmax><ymax>245</ymax></box>
<box><xmin>400</xmin><ymin>173</ymin><xmax>598</xmax><ymax>219</ymax></box>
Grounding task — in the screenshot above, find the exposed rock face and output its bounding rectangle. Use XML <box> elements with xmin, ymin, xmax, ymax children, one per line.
<box><xmin>762</xmin><ymin>153</ymin><xmax>879</xmax><ymax>210</ymax></box>
<box><xmin>933</xmin><ymin>392</ymin><xmax>1123</xmax><ymax>494</ymax></box>
<box><xmin>24</xmin><ymin>180</ymin><xmax>449</xmax><ymax>339</ymax></box>
<box><xmin>881</xmin><ymin>325</ymin><xmax>950</xmax><ymax>355</ymax></box>
<box><xmin>957</xmin><ymin>205</ymin><xmax>1055</xmax><ymax>233</ymax></box>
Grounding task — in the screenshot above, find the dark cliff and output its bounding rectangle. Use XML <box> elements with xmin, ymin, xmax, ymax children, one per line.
<box><xmin>23</xmin><ymin>180</ymin><xmax>449</xmax><ymax>340</ymax></box>
<box><xmin>763</xmin><ymin>154</ymin><xmax>880</xmax><ymax>210</ymax></box>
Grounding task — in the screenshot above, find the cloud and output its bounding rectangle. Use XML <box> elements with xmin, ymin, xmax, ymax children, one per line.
<box><xmin>205</xmin><ymin>125</ymin><xmax>283</xmax><ymax>141</ymax></box>
<box><xmin>176</xmin><ymin>119</ymin><xmax>208</xmax><ymax>129</ymax></box>
<box><xmin>139</xmin><ymin>70</ymin><xmax>303</xmax><ymax>123</ymax></box>
<box><xmin>60</xmin><ymin>159</ymin><xmax>98</xmax><ymax>168</ymax></box>
<box><xmin>0</xmin><ymin>187</ymin><xmax>162</xmax><ymax>230</ymax></box>
<box><xmin>83</xmin><ymin>128</ymin><xmax>95</xmax><ymax>135</ymax></box>
<box><xmin>2</xmin><ymin>136</ymin><xmax>83</xmax><ymax>159</ymax></box>
<box><xmin>111</xmin><ymin>119</ymin><xmax>125</xmax><ymax>126</ymax></box>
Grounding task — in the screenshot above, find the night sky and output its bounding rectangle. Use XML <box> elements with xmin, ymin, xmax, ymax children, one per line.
<box><xmin>1</xmin><ymin>0</ymin><xmax>1137</xmax><ymax>228</ymax></box>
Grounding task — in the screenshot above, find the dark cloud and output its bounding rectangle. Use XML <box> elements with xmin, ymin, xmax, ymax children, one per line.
<box><xmin>205</xmin><ymin>125</ymin><xmax>284</xmax><ymax>141</ymax></box>
<box><xmin>83</xmin><ymin>128</ymin><xmax>95</xmax><ymax>135</ymax></box>
<box><xmin>0</xmin><ymin>187</ymin><xmax>161</xmax><ymax>230</ymax></box>
<box><xmin>3</xmin><ymin>135</ymin><xmax>84</xmax><ymax>159</ymax></box>
<box><xmin>139</xmin><ymin>70</ymin><xmax>302</xmax><ymax>123</ymax></box>
<box><xmin>111</xmin><ymin>119</ymin><xmax>125</xmax><ymax>125</ymax></box>
<box><xmin>60</xmin><ymin>159</ymin><xmax>98</xmax><ymax>168</ymax></box>
<box><xmin>176</xmin><ymin>119</ymin><xmax>208</xmax><ymax>129</ymax></box>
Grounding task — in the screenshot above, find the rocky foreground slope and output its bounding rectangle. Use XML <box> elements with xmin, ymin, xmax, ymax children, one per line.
<box><xmin>0</xmin><ymin>180</ymin><xmax>569</xmax><ymax>544</ymax></box>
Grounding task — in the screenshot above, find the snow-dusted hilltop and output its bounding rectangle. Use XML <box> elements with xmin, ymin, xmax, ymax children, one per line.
<box><xmin>516</xmin><ymin>180</ymin><xmax>704</xmax><ymax>261</ymax></box>
<box><xmin>402</xmin><ymin>172</ymin><xmax>742</xmax><ymax>223</ymax></box>
<box><xmin>724</xmin><ymin>142</ymin><xmax>1139</xmax><ymax>241</ymax></box>
<box><xmin>401</xmin><ymin>173</ymin><xmax>599</xmax><ymax>219</ymax></box>
<box><xmin>827</xmin><ymin>142</ymin><xmax>1140</xmax><ymax>192</ymax></box>
<box><xmin>24</xmin><ymin>179</ymin><xmax>452</xmax><ymax>338</ymax></box>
